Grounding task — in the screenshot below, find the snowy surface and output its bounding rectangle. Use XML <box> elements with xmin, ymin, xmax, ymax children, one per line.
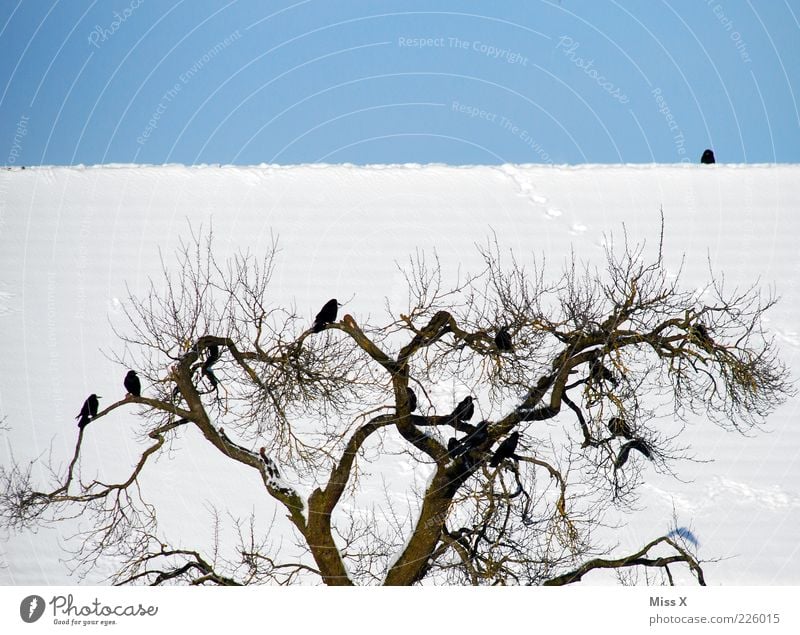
<box><xmin>0</xmin><ymin>163</ymin><xmax>798</xmax><ymax>585</ymax></box>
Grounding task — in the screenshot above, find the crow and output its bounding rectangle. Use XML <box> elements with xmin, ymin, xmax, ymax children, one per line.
<box><xmin>447</xmin><ymin>437</ymin><xmax>466</xmax><ymax>458</ymax></box>
<box><xmin>489</xmin><ymin>431</ymin><xmax>520</xmax><ymax>468</ymax></box>
<box><xmin>204</xmin><ymin>343</ymin><xmax>220</xmax><ymax>366</ymax></box>
<box><xmin>76</xmin><ymin>394</ymin><xmax>101</xmax><ymax>429</ymax></box>
<box><xmin>614</xmin><ymin>438</ymin><xmax>652</xmax><ymax>469</ymax></box>
<box><xmin>406</xmin><ymin>387</ymin><xmax>418</xmax><ymax>413</ymax></box>
<box><xmin>494</xmin><ymin>325</ymin><xmax>513</xmax><ymax>352</ymax></box>
<box><xmin>451</xmin><ymin>396</ymin><xmax>475</xmax><ymax>422</ymax></box>
<box><xmin>700</xmin><ymin>149</ymin><xmax>715</xmax><ymax>164</ymax></box>
<box><xmin>607</xmin><ymin>416</ymin><xmax>633</xmax><ymax>439</ymax></box>
<box><xmin>463</xmin><ymin>420</ymin><xmax>489</xmax><ymax>449</ymax></box>
<box><xmin>312</xmin><ymin>298</ymin><xmax>341</xmax><ymax>333</ymax></box>
<box><xmin>688</xmin><ymin>323</ymin><xmax>714</xmax><ymax>350</ymax></box>
<box><xmin>589</xmin><ymin>358</ymin><xmax>618</xmax><ymax>386</ymax></box>
<box><xmin>124</xmin><ymin>370</ymin><xmax>141</xmax><ymax>397</ymax></box>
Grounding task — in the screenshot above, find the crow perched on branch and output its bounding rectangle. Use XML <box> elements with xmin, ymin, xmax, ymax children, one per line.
<box><xmin>589</xmin><ymin>359</ymin><xmax>618</xmax><ymax>387</ymax></box>
<box><xmin>124</xmin><ymin>370</ymin><xmax>141</xmax><ymax>397</ymax></box>
<box><xmin>464</xmin><ymin>420</ymin><xmax>489</xmax><ymax>449</ymax></box>
<box><xmin>607</xmin><ymin>417</ymin><xmax>633</xmax><ymax>439</ymax></box>
<box><xmin>489</xmin><ymin>431</ymin><xmax>520</xmax><ymax>468</ymax></box>
<box><xmin>451</xmin><ymin>396</ymin><xmax>475</xmax><ymax>422</ymax></box>
<box><xmin>688</xmin><ymin>323</ymin><xmax>714</xmax><ymax>351</ymax></box>
<box><xmin>76</xmin><ymin>394</ymin><xmax>100</xmax><ymax>429</ymax></box>
<box><xmin>494</xmin><ymin>325</ymin><xmax>513</xmax><ymax>352</ymax></box>
<box><xmin>312</xmin><ymin>298</ymin><xmax>341</xmax><ymax>333</ymax></box>
<box><xmin>447</xmin><ymin>420</ymin><xmax>491</xmax><ymax>460</ymax></box>
<box><xmin>447</xmin><ymin>437</ymin><xmax>466</xmax><ymax>458</ymax></box>
<box><xmin>405</xmin><ymin>387</ymin><xmax>418</xmax><ymax>413</ymax></box>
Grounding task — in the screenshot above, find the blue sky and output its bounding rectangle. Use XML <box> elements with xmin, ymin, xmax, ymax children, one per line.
<box><xmin>1</xmin><ymin>0</ymin><xmax>798</xmax><ymax>166</ymax></box>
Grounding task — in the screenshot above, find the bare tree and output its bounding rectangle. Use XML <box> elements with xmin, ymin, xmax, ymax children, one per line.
<box><xmin>1</xmin><ymin>221</ymin><xmax>792</xmax><ymax>586</ymax></box>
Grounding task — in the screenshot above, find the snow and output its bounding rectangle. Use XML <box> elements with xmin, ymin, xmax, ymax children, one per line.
<box><xmin>0</xmin><ymin>163</ymin><xmax>798</xmax><ymax>585</ymax></box>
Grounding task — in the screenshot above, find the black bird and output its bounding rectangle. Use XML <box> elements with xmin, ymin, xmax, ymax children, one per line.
<box><xmin>406</xmin><ymin>387</ymin><xmax>418</xmax><ymax>413</ymax></box>
<box><xmin>589</xmin><ymin>358</ymin><xmax>618</xmax><ymax>387</ymax></box>
<box><xmin>312</xmin><ymin>298</ymin><xmax>341</xmax><ymax>333</ymax></box>
<box><xmin>464</xmin><ymin>420</ymin><xmax>489</xmax><ymax>449</ymax></box>
<box><xmin>607</xmin><ymin>417</ymin><xmax>633</xmax><ymax>439</ymax></box>
<box><xmin>451</xmin><ymin>396</ymin><xmax>475</xmax><ymax>422</ymax></box>
<box><xmin>447</xmin><ymin>437</ymin><xmax>466</xmax><ymax>458</ymax></box>
<box><xmin>124</xmin><ymin>370</ymin><xmax>141</xmax><ymax>397</ymax></box>
<box><xmin>494</xmin><ymin>325</ymin><xmax>513</xmax><ymax>352</ymax></box>
<box><xmin>204</xmin><ymin>343</ymin><xmax>220</xmax><ymax>366</ymax></box>
<box><xmin>76</xmin><ymin>394</ymin><xmax>101</xmax><ymax>429</ymax></box>
<box><xmin>489</xmin><ymin>431</ymin><xmax>520</xmax><ymax>468</ymax></box>
<box><xmin>688</xmin><ymin>323</ymin><xmax>714</xmax><ymax>350</ymax></box>
<box><xmin>614</xmin><ymin>438</ymin><xmax>652</xmax><ymax>469</ymax></box>
<box><xmin>700</xmin><ymin>149</ymin><xmax>716</xmax><ymax>164</ymax></box>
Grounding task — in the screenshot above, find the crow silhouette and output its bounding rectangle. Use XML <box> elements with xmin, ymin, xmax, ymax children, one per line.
<box><xmin>124</xmin><ymin>370</ymin><xmax>141</xmax><ymax>397</ymax></box>
<box><xmin>451</xmin><ymin>396</ymin><xmax>475</xmax><ymax>422</ymax></box>
<box><xmin>312</xmin><ymin>298</ymin><xmax>341</xmax><ymax>333</ymax></box>
<box><xmin>688</xmin><ymin>323</ymin><xmax>714</xmax><ymax>350</ymax></box>
<box><xmin>489</xmin><ymin>431</ymin><xmax>520</xmax><ymax>468</ymax></box>
<box><xmin>589</xmin><ymin>359</ymin><xmax>618</xmax><ymax>387</ymax></box>
<box><xmin>76</xmin><ymin>394</ymin><xmax>101</xmax><ymax>429</ymax></box>
<box><xmin>700</xmin><ymin>149</ymin><xmax>715</xmax><ymax>164</ymax></box>
<box><xmin>447</xmin><ymin>437</ymin><xmax>466</xmax><ymax>458</ymax></box>
<box><xmin>494</xmin><ymin>325</ymin><xmax>513</xmax><ymax>352</ymax></box>
<box><xmin>464</xmin><ymin>420</ymin><xmax>489</xmax><ymax>449</ymax></box>
<box><xmin>607</xmin><ymin>416</ymin><xmax>633</xmax><ymax>439</ymax></box>
<box><xmin>406</xmin><ymin>387</ymin><xmax>418</xmax><ymax>413</ymax></box>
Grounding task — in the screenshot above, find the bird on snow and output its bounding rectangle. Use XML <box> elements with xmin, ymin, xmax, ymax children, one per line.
<box><xmin>494</xmin><ymin>325</ymin><xmax>513</xmax><ymax>352</ymax></box>
<box><xmin>76</xmin><ymin>394</ymin><xmax>101</xmax><ymax>429</ymax></box>
<box><xmin>614</xmin><ymin>438</ymin><xmax>652</xmax><ymax>470</ymax></box>
<box><xmin>451</xmin><ymin>396</ymin><xmax>475</xmax><ymax>422</ymax></box>
<box><xmin>124</xmin><ymin>370</ymin><xmax>141</xmax><ymax>397</ymax></box>
<box><xmin>489</xmin><ymin>431</ymin><xmax>520</xmax><ymax>468</ymax></box>
<box><xmin>406</xmin><ymin>387</ymin><xmax>418</xmax><ymax>413</ymax></box>
<box><xmin>607</xmin><ymin>416</ymin><xmax>633</xmax><ymax>439</ymax></box>
<box><xmin>700</xmin><ymin>149</ymin><xmax>716</xmax><ymax>164</ymax></box>
<box><xmin>312</xmin><ymin>298</ymin><xmax>341</xmax><ymax>333</ymax></box>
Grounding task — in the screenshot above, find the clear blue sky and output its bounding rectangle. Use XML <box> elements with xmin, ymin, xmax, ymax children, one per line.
<box><xmin>1</xmin><ymin>0</ymin><xmax>798</xmax><ymax>165</ymax></box>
